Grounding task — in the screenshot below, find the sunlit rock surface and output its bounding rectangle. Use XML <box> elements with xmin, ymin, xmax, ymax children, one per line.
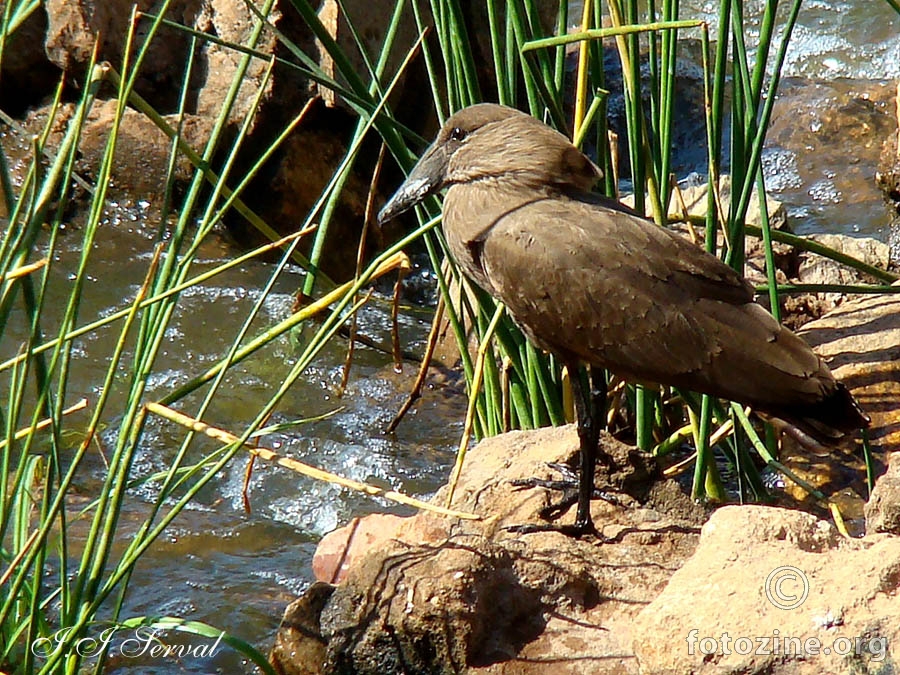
<box><xmin>274</xmin><ymin>293</ymin><xmax>900</xmax><ymax>674</ymax></box>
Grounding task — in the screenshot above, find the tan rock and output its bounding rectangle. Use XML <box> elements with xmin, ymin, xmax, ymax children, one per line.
<box><xmin>798</xmin><ymin>233</ymin><xmax>890</xmax><ymax>287</ymax></box>
<box><xmin>269</xmin><ymin>582</ymin><xmax>335</xmax><ymax>675</ymax></box>
<box><xmin>312</xmin><ymin>513</ymin><xmax>408</xmax><ymax>584</ymax></box>
<box><xmin>42</xmin><ymin>0</ymin><xmax>308</xmax><ymax>127</ymax></box>
<box><xmin>866</xmin><ymin>452</ymin><xmax>900</xmax><ymax>535</ymax></box>
<box><xmin>273</xmin><ymin>287</ymin><xmax>900</xmax><ymax>674</ymax></box>
<box><xmin>799</xmin><ymin>292</ymin><xmax>900</xmax><ymax>454</ymax></box>
<box><xmin>632</xmin><ymin>505</ymin><xmax>898</xmax><ymax>674</ymax></box>
<box><xmin>75</xmin><ymin>99</ymin><xmax>211</xmax><ymax>199</ymax></box>
<box><xmin>314</xmin><ymin>0</ymin><xmax>559</xmax><ymax>110</ymax></box>
<box><xmin>620</xmin><ymin>175</ymin><xmax>788</xmax><ymax>229</ymax></box>
<box><xmin>784</xmin><ymin>232</ymin><xmax>893</xmax><ymax>325</ymax></box>
<box><xmin>275</xmin><ymin>425</ymin><xmax>706</xmax><ymax>674</ymax></box>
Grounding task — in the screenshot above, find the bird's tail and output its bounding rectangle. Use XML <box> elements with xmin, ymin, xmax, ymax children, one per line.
<box><xmin>768</xmin><ymin>383</ymin><xmax>869</xmax><ymax>445</ymax></box>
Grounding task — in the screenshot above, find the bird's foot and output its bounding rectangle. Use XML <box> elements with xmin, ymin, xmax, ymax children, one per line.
<box><xmin>510</xmin><ymin>462</ymin><xmax>624</xmax><ymax>520</ymax></box>
<box><xmin>506</xmin><ymin>463</ymin><xmax>623</xmax><ymax>539</ymax></box>
<box><xmin>504</xmin><ymin>518</ymin><xmax>608</xmax><ymax>541</ymax></box>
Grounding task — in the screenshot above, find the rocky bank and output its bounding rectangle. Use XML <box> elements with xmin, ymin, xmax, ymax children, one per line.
<box><xmin>272</xmin><ymin>291</ymin><xmax>900</xmax><ymax>675</ymax></box>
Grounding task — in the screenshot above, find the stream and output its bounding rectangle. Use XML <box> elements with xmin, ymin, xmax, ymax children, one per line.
<box><xmin>4</xmin><ymin>2</ymin><xmax>900</xmax><ymax>672</ymax></box>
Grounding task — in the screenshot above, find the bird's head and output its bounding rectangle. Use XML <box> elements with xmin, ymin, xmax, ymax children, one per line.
<box><xmin>377</xmin><ymin>103</ymin><xmax>601</xmax><ymax>225</ymax></box>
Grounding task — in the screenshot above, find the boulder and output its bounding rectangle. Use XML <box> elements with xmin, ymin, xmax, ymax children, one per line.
<box><xmin>272</xmin><ymin>288</ymin><xmax>900</xmax><ymax>675</ymax></box>
<box><xmin>867</xmin><ymin>452</ymin><xmax>900</xmax><ymax>535</ymax></box>
<box><xmin>767</xmin><ymin>78</ymin><xmax>897</xmax><ymax>236</ymax></box>
<box><xmin>75</xmin><ymin>99</ymin><xmax>211</xmax><ymax>199</ymax></box>
<box><xmin>272</xmin><ymin>425</ymin><xmax>708</xmax><ymax>674</ymax></box>
<box><xmin>632</xmin><ymin>505</ymin><xmax>899</xmax><ymax>674</ymax></box>
<box><xmin>43</xmin><ymin>0</ymin><xmax>303</xmax><ymax>126</ymax></box>
<box><xmin>0</xmin><ymin>5</ymin><xmax>60</xmax><ymax>114</ymax></box>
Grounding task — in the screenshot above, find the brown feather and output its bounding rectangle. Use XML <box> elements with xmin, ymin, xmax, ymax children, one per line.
<box><xmin>380</xmin><ymin>103</ymin><xmax>869</xmax><ymax>440</ymax></box>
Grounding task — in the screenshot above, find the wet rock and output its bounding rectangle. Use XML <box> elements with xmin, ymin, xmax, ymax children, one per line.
<box><xmin>632</xmin><ymin>505</ymin><xmax>899</xmax><ymax>675</ymax></box>
<box><xmin>875</xmin><ymin>81</ymin><xmax>900</xmax><ymax>213</ymax></box>
<box><xmin>75</xmin><ymin>99</ymin><xmax>212</xmax><ymax>200</ymax></box>
<box><xmin>315</xmin><ymin>0</ymin><xmax>558</xmax><ymax>111</ymax></box>
<box><xmin>314</xmin><ymin>0</ymin><xmax>421</xmax><ymax>111</ymax></box>
<box><xmin>0</xmin><ymin>6</ymin><xmax>60</xmax><ymax>114</ymax></box>
<box><xmin>875</xmin><ymin>81</ymin><xmax>900</xmax><ymax>262</ymax></box>
<box><xmin>42</xmin><ymin>0</ymin><xmax>304</xmax><ymax>125</ymax></box>
<box><xmin>767</xmin><ymin>78</ymin><xmax>897</xmax><ymax>236</ymax></box>
<box><xmin>876</xmin><ymin>139</ymin><xmax>900</xmax><ymax>215</ymax></box>
<box><xmin>193</xmin><ymin>0</ymin><xmax>311</xmax><ymax>128</ymax></box>
<box><xmin>601</xmin><ymin>38</ymin><xmax>709</xmax><ymax>178</ymax></box>
<box><xmin>866</xmin><ymin>453</ymin><xmax>900</xmax><ymax>536</ymax></box>
<box><xmin>45</xmin><ymin>0</ymin><xmax>208</xmax><ymax>112</ymax></box>
<box><xmin>274</xmin><ymin>425</ymin><xmax>707</xmax><ymax>674</ymax></box>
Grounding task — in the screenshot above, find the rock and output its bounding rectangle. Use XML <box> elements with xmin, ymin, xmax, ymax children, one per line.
<box><xmin>876</xmin><ymin>138</ymin><xmax>900</xmax><ymax>216</ymax></box>
<box><xmin>677</xmin><ymin>175</ymin><xmax>789</xmax><ymax>231</ymax></box>
<box><xmin>75</xmin><ymin>99</ymin><xmax>212</xmax><ymax>200</ymax></box>
<box><xmin>43</xmin><ymin>0</ymin><xmax>299</xmax><ymax>124</ymax></box>
<box><xmin>314</xmin><ymin>0</ymin><xmax>421</xmax><ymax>109</ymax></box>
<box><xmin>194</xmin><ymin>0</ymin><xmax>311</xmax><ymax>129</ymax></box>
<box><xmin>0</xmin><ymin>6</ymin><xmax>60</xmax><ymax>115</ymax></box>
<box><xmin>601</xmin><ymin>38</ymin><xmax>709</xmax><ymax>177</ymax></box>
<box><xmin>798</xmin><ymin>233</ymin><xmax>891</xmax><ymax>286</ymax></box>
<box><xmin>767</xmin><ymin>78</ymin><xmax>897</xmax><ymax>236</ymax></box>
<box><xmin>271</xmin><ymin>288</ymin><xmax>900</xmax><ymax>674</ymax></box>
<box><xmin>270</xmin><ymin>582</ymin><xmax>336</xmax><ymax>675</ymax></box>
<box><xmin>274</xmin><ymin>425</ymin><xmax>707</xmax><ymax>674</ymax></box>
<box><xmin>789</xmin><ymin>233</ymin><xmax>893</xmax><ymax>321</ymax></box>
<box><xmin>45</xmin><ymin>0</ymin><xmax>206</xmax><ymax>112</ymax></box>
<box><xmin>314</xmin><ymin>0</ymin><xmax>557</xmax><ymax>111</ymax></box>
<box><xmin>875</xmin><ymin>80</ymin><xmax>900</xmax><ymax>208</ymax></box>
<box><xmin>632</xmin><ymin>505</ymin><xmax>898</xmax><ymax>674</ymax></box>
<box><xmin>799</xmin><ymin>292</ymin><xmax>900</xmax><ymax>455</ymax></box>
<box><xmin>312</xmin><ymin>513</ymin><xmax>408</xmax><ymax>584</ymax></box>
<box><xmin>866</xmin><ymin>453</ymin><xmax>900</xmax><ymax>535</ymax></box>
<box><xmin>620</xmin><ymin>175</ymin><xmax>788</xmax><ymax>230</ymax></box>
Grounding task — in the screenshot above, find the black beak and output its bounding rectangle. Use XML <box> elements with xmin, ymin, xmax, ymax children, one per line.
<box><xmin>377</xmin><ymin>141</ymin><xmax>451</xmax><ymax>225</ymax></box>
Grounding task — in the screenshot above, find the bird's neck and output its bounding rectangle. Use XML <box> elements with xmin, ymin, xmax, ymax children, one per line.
<box><xmin>442</xmin><ymin>180</ymin><xmax>553</xmax><ymax>243</ymax></box>
<box><xmin>440</xmin><ymin>182</ymin><xmax>553</xmax><ymax>294</ymax></box>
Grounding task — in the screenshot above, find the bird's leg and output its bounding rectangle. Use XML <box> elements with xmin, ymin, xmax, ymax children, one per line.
<box><xmin>570</xmin><ymin>364</ymin><xmax>599</xmax><ymax>534</ymax></box>
<box><xmin>588</xmin><ymin>366</ymin><xmax>606</xmax><ymax>428</ymax></box>
<box><xmin>507</xmin><ymin>364</ymin><xmax>610</xmax><ymax>538</ymax></box>
<box><xmin>589</xmin><ymin>366</ymin><xmax>616</xmax><ymax>470</ymax></box>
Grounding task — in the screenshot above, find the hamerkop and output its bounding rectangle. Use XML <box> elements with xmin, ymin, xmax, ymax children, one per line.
<box><xmin>378</xmin><ymin>103</ymin><xmax>868</xmax><ymax>535</ymax></box>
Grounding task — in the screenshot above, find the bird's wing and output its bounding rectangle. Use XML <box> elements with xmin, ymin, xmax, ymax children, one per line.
<box><xmin>478</xmin><ymin>197</ymin><xmax>831</xmax><ymax>407</ymax></box>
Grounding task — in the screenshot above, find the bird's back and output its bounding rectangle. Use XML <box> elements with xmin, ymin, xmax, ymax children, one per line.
<box><xmin>444</xmin><ymin>184</ymin><xmax>866</xmax><ymax>437</ymax></box>
<box><xmin>379</xmin><ymin>101</ymin><xmax>867</xmax><ymax>440</ymax></box>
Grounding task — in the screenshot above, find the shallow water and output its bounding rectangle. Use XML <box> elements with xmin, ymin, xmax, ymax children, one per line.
<box><xmin>574</xmin><ymin>0</ymin><xmax>900</xmax><ymax>240</ymax></box>
<box><xmin>6</xmin><ymin>3</ymin><xmax>899</xmax><ymax>672</ymax></box>
<box><xmin>573</xmin><ymin>0</ymin><xmax>900</xmax><ymax>80</ymax></box>
<box><xmin>2</xmin><ymin>201</ymin><xmax>464</xmax><ymax>673</ymax></box>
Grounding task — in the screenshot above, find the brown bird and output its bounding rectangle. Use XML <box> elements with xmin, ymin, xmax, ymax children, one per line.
<box><xmin>378</xmin><ymin>103</ymin><xmax>868</xmax><ymax>535</ymax></box>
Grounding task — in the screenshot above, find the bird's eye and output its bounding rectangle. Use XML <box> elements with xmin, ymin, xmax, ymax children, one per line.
<box><xmin>449</xmin><ymin>127</ymin><xmax>467</xmax><ymax>142</ymax></box>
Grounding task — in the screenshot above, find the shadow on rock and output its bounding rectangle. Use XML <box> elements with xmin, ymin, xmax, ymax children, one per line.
<box><xmin>272</xmin><ymin>426</ymin><xmax>708</xmax><ymax>674</ymax></box>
